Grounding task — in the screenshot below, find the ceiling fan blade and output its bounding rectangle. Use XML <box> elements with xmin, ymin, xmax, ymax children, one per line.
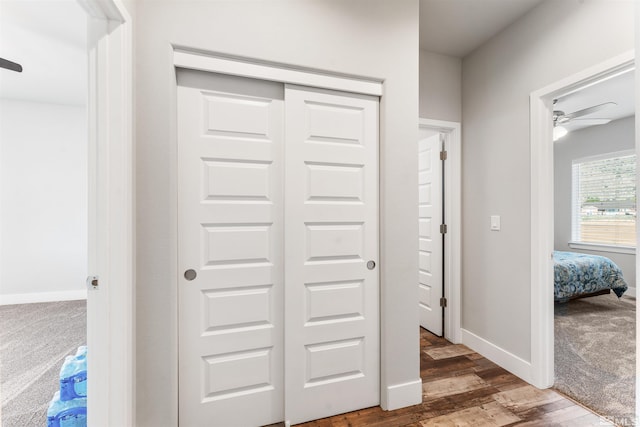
<box><xmin>569</xmin><ymin>118</ymin><xmax>611</xmax><ymax>126</ymax></box>
<box><xmin>0</xmin><ymin>57</ymin><xmax>22</xmax><ymax>73</ymax></box>
<box><xmin>564</xmin><ymin>102</ymin><xmax>616</xmax><ymax>120</ymax></box>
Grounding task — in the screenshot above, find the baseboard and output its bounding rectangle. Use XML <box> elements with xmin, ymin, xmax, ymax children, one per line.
<box><xmin>461</xmin><ymin>328</ymin><xmax>533</xmax><ymax>384</ymax></box>
<box><xmin>382</xmin><ymin>378</ymin><xmax>422</xmax><ymax>411</ymax></box>
<box><xmin>0</xmin><ymin>289</ymin><xmax>87</xmax><ymax>306</ymax></box>
<box><xmin>624</xmin><ymin>287</ymin><xmax>636</xmax><ymax>298</ymax></box>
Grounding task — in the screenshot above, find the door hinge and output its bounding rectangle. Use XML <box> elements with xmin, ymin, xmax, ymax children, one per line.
<box><xmin>440</xmin><ymin>297</ymin><xmax>447</xmax><ymax>308</ymax></box>
<box><xmin>440</xmin><ymin>150</ymin><xmax>447</xmax><ymax>161</ymax></box>
<box><xmin>440</xmin><ymin>224</ymin><xmax>447</xmax><ymax>234</ymax></box>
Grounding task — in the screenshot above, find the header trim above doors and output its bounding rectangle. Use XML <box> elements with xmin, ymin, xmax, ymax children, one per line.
<box><xmin>172</xmin><ymin>48</ymin><xmax>383</xmax><ymax>97</ymax></box>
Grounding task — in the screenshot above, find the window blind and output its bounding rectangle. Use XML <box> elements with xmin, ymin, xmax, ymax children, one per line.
<box><xmin>572</xmin><ymin>151</ymin><xmax>636</xmax><ymax>247</ymax></box>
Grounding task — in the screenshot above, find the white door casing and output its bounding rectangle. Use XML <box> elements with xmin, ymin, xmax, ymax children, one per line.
<box><xmin>177</xmin><ymin>71</ymin><xmax>285</xmax><ymax>427</ymax></box>
<box><xmin>418</xmin><ymin>132</ymin><xmax>443</xmax><ymax>336</ymax></box>
<box><xmin>86</xmin><ymin>14</ymin><xmax>109</xmax><ymax>425</ymax></box>
<box><xmin>284</xmin><ymin>85</ymin><xmax>380</xmax><ymax>425</ymax></box>
<box><xmin>84</xmin><ymin>1</ymin><xmax>134</xmax><ymax>425</ymax></box>
<box><xmin>177</xmin><ymin>74</ymin><xmax>380</xmax><ymax>426</ymax></box>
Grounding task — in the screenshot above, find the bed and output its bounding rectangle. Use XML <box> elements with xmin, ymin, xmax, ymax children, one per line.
<box><xmin>553</xmin><ymin>251</ymin><xmax>628</xmax><ymax>303</ymax></box>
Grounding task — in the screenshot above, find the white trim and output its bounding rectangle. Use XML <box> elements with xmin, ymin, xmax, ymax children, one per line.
<box><xmin>461</xmin><ymin>329</ymin><xmax>533</xmax><ymax>384</ymax></box>
<box><xmin>568</xmin><ymin>242</ymin><xmax>636</xmax><ymax>255</ymax></box>
<box><xmin>0</xmin><ymin>290</ymin><xmax>87</xmax><ymax>306</ymax></box>
<box><xmin>530</xmin><ymin>50</ymin><xmax>634</xmax><ymax>390</ymax></box>
<box><xmin>172</xmin><ymin>48</ymin><xmax>383</xmax><ymax>96</ymax></box>
<box><xmin>572</xmin><ymin>149</ymin><xmax>635</xmax><ymax>164</ymax></box>
<box><xmin>383</xmin><ymin>379</ymin><xmax>423</xmax><ymax>411</ymax></box>
<box><xmin>419</xmin><ymin>118</ymin><xmax>462</xmax><ymax>344</ymax></box>
<box><xmin>84</xmin><ymin>1</ymin><xmax>134</xmax><ymax>426</ymax></box>
<box><xmin>77</xmin><ymin>0</ymin><xmax>124</xmax><ymax>21</ymax></box>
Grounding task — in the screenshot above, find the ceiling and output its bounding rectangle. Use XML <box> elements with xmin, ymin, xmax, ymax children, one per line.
<box><xmin>3</xmin><ymin>0</ymin><xmax>546</xmax><ymax>106</ymax></box>
<box><xmin>419</xmin><ymin>0</ymin><xmax>635</xmax><ymax>133</ymax></box>
<box><xmin>419</xmin><ymin>0</ymin><xmax>544</xmax><ymax>57</ymax></box>
<box><xmin>1</xmin><ymin>0</ymin><xmax>634</xmax><ymax>126</ymax></box>
<box><xmin>0</xmin><ymin>0</ymin><xmax>87</xmax><ymax>106</ymax></box>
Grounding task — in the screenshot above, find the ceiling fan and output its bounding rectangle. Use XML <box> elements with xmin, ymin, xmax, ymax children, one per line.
<box><xmin>552</xmin><ymin>100</ymin><xmax>616</xmax><ymax>141</ymax></box>
<box><xmin>553</xmin><ymin>100</ymin><xmax>616</xmax><ymax>127</ymax></box>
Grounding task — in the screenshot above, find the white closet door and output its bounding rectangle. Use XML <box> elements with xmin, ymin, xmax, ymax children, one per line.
<box><xmin>418</xmin><ymin>132</ymin><xmax>443</xmax><ymax>336</ymax></box>
<box><xmin>284</xmin><ymin>85</ymin><xmax>380</xmax><ymax>425</ymax></box>
<box><xmin>177</xmin><ymin>71</ymin><xmax>284</xmax><ymax>427</ymax></box>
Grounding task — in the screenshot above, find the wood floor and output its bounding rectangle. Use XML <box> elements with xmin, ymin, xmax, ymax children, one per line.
<box><xmin>290</xmin><ymin>328</ymin><xmax>613</xmax><ymax>427</ymax></box>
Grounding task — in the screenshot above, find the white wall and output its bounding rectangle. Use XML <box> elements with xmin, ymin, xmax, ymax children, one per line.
<box><xmin>461</xmin><ymin>0</ymin><xmax>634</xmax><ymax>363</ymax></box>
<box><xmin>419</xmin><ymin>49</ymin><xmax>461</xmax><ymax>122</ymax></box>
<box><xmin>0</xmin><ymin>99</ymin><xmax>87</xmax><ymax>303</ymax></box>
<box><xmin>554</xmin><ymin>116</ymin><xmax>636</xmax><ymax>292</ymax></box>
<box><xmin>134</xmin><ymin>1</ymin><xmax>419</xmax><ymax>424</ymax></box>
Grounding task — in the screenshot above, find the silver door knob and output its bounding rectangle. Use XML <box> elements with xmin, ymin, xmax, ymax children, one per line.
<box><xmin>366</xmin><ymin>260</ymin><xmax>376</xmax><ymax>270</ymax></box>
<box><xmin>184</xmin><ymin>269</ymin><xmax>197</xmax><ymax>281</ymax></box>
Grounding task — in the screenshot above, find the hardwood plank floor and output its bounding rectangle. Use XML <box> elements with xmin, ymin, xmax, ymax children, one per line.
<box><xmin>282</xmin><ymin>328</ymin><xmax>614</xmax><ymax>427</ymax></box>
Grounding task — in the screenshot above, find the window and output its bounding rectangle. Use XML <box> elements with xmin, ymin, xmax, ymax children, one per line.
<box><xmin>571</xmin><ymin>150</ymin><xmax>636</xmax><ymax>251</ymax></box>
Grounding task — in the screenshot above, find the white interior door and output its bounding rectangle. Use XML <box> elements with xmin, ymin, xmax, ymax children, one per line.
<box><xmin>177</xmin><ymin>70</ymin><xmax>285</xmax><ymax>427</ymax></box>
<box><xmin>418</xmin><ymin>132</ymin><xmax>444</xmax><ymax>336</ymax></box>
<box><xmin>284</xmin><ymin>85</ymin><xmax>379</xmax><ymax>425</ymax></box>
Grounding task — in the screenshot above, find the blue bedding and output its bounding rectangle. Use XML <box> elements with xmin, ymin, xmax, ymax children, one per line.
<box><xmin>553</xmin><ymin>251</ymin><xmax>628</xmax><ymax>302</ymax></box>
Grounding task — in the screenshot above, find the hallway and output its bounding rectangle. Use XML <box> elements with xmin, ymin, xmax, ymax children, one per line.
<box><xmin>291</xmin><ymin>329</ymin><xmax>613</xmax><ymax>426</ymax></box>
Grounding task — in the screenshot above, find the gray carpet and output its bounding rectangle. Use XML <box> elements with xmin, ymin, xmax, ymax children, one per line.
<box><xmin>0</xmin><ymin>300</ymin><xmax>86</xmax><ymax>426</ymax></box>
<box><xmin>554</xmin><ymin>293</ymin><xmax>635</xmax><ymax>423</ymax></box>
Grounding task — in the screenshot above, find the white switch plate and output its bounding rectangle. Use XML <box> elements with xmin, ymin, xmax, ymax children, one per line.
<box><xmin>491</xmin><ymin>215</ymin><xmax>501</xmax><ymax>231</ymax></box>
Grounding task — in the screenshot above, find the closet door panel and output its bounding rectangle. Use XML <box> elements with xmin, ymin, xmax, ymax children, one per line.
<box><xmin>284</xmin><ymin>85</ymin><xmax>380</xmax><ymax>425</ymax></box>
<box><xmin>177</xmin><ymin>71</ymin><xmax>285</xmax><ymax>427</ymax></box>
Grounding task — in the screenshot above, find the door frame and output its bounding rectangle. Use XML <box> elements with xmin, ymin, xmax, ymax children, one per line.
<box><xmin>82</xmin><ymin>0</ymin><xmax>134</xmax><ymax>425</ymax></box>
<box><xmin>529</xmin><ymin>50</ymin><xmax>634</xmax><ymax>389</ymax></box>
<box><xmin>171</xmin><ymin>48</ymin><xmax>393</xmax><ymax>416</ymax></box>
<box><xmin>418</xmin><ymin>118</ymin><xmax>462</xmax><ymax>343</ymax></box>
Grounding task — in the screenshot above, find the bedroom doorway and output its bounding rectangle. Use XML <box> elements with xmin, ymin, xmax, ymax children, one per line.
<box><xmin>418</xmin><ymin>119</ymin><xmax>462</xmax><ymax>343</ymax></box>
<box><xmin>552</xmin><ymin>68</ymin><xmax>636</xmax><ymax>421</ymax></box>
<box><xmin>0</xmin><ymin>3</ymin><xmax>89</xmax><ymax>424</ymax></box>
<box><xmin>530</xmin><ymin>51</ymin><xmax>636</xmax><ymax>423</ymax></box>
<box><xmin>1</xmin><ymin>1</ymin><xmax>133</xmax><ymax>424</ymax></box>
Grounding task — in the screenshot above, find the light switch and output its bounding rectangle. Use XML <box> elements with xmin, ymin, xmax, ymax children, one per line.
<box><xmin>491</xmin><ymin>215</ymin><xmax>501</xmax><ymax>231</ymax></box>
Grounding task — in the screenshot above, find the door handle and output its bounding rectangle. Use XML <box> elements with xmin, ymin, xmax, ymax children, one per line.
<box><xmin>366</xmin><ymin>260</ymin><xmax>376</xmax><ymax>270</ymax></box>
<box><xmin>184</xmin><ymin>269</ymin><xmax>197</xmax><ymax>281</ymax></box>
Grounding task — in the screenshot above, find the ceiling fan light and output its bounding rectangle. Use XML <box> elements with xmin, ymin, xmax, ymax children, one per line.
<box><xmin>553</xmin><ymin>126</ymin><xmax>568</xmax><ymax>141</ymax></box>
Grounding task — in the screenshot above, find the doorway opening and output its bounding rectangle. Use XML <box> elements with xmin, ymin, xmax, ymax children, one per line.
<box><xmin>552</xmin><ymin>68</ymin><xmax>636</xmax><ymax>421</ymax></box>
<box><xmin>0</xmin><ymin>2</ymin><xmax>89</xmax><ymax>424</ymax></box>
<box><xmin>0</xmin><ymin>1</ymin><xmax>133</xmax><ymax>425</ymax></box>
<box><xmin>530</xmin><ymin>50</ymin><xmax>635</xmax><ymax>422</ymax></box>
<box><xmin>418</xmin><ymin>119</ymin><xmax>462</xmax><ymax>344</ymax></box>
